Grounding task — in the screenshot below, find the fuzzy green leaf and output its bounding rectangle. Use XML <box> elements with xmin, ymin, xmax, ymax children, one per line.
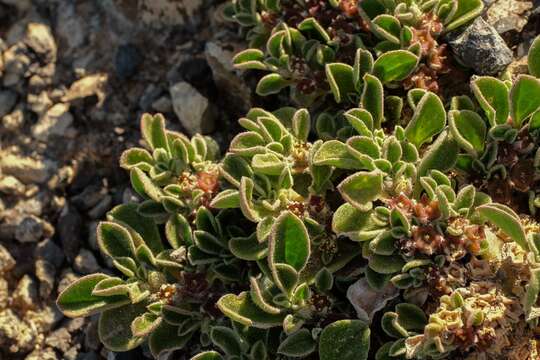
<box><xmin>210</xmin><ymin>326</ymin><xmax>246</xmax><ymax>357</ymax></box>
<box><xmin>149</xmin><ymin>321</ymin><xmax>192</xmax><ymax>358</ymax></box>
<box><xmin>338</xmin><ymin>171</ymin><xmax>383</xmax><ymax>211</ymax></box>
<box><xmin>269</xmin><ymin>211</ymin><xmax>310</xmax><ymax>272</ymax></box>
<box><xmin>319</xmin><ymin>320</ymin><xmax>370</xmax><ymax>360</ymax></box>
<box><xmin>326</xmin><ymin>63</ymin><xmax>355</xmax><ymax>103</ymax></box>
<box><xmin>510</xmin><ymin>75</ymin><xmax>540</xmax><ymax>128</ymax></box>
<box><xmin>373</xmin><ymin>50</ymin><xmax>418</xmax><ymax>83</ymax></box>
<box><xmin>404</xmin><ymin>92</ymin><xmax>446</xmax><ymax>148</ymax></box>
<box><xmin>313</xmin><ymin>140</ymin><xmax>364</xmax><ymax>169</ymax></box>
<box><xmin>477</xmin><ymin>203</ymin><xmax>527</xmax><ymax>250</ymax></box>
<box><xmin>361</xmin><ymin>74</ymin><xmax>384</xmax><ymax>128</ymax></box>
<box><xmin>217</xmin><ymin>292</ymin><xmax>285</xmax><ymax>328</ymax></box>
<box><xmin>471</xmin><ymin>76</ymin><xmax>509</xmax><ymax>126</ymax></box>
<box><xmin>448</xmin><ymin>110</ymin><xmax>487</xmax><ymax>156</ymax></box>
<box><xmin>256</xmin><ymin>73</ymin><xmax>290</xmax><ymax>96</ymax></box>
<box><xmin>278</xmin><ymin>329</ymin><xmax>316</xmax><ymax>357</ymax></box>
<box><xmin>528</xmin><ymin>35</ymin><xmax>540</xmax><ymax>78</ymax></box>
<box><xmin>97</xmin><ymin>222</ymin><xmax>136</xmax><ymax>259</ymax></box>
<box><xmin>140</xmin><ymin>113</ymin><xmax>170</xmax><ymax>153</ymax></box>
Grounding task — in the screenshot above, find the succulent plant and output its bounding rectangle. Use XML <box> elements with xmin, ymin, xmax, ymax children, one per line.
<box><xmin>228</xmin><ymin>0</ymin><xmax>483</xmax><ymax>104</ymax></box>
<box><xmin>448</xmin><ymin>42</ymin><xmax>540</xmax><ymax>216</ymax></box>
<box><xmin>54</xmin><ymin>12</ymin><xmax>540</xmax><ymax>359</ymax></box>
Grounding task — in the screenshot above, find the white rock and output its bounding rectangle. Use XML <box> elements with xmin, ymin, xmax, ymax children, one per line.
<box><xmin>31</xmin><ymin>103</ymin><xmax>74</xmax><ymax>141</ymax></box>
<box><xmin>27</xmin><ymin>91</ymin><xmax>52</xmax><ymax>116</ymax></box>
<box><xmin>347</xmin><ymin>277</ymin><xmax>399</xmax><ymax>322</ymax></box>
<box><xmin>62</xmin><ymin>73</ymin><xmax>108</xmax><ymax>105</ymax></box>
<box><xmin>24</xmin><ymin>22</ymin><xmax>57</xmax><ymax>63</ymax></box>
<box><xmin>0</xmin><ymin>152</ymin><xmax>56</xmax><ymax>184</ymax></box>
<box><xmin>170</xmin><ymin>81</ymin><xmax>215</xmax><ymax>135</ymax></box>
<box><xmin>0</xmin><ymin>175</ymin><xmax>25</xmax><ymax>195</ymax></box>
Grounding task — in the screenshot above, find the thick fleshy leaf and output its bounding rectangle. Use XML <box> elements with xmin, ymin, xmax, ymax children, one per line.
<box><xmin>510</xmin><ymin>75</ymin><xmax>540</xmax><ymax>128</ymax></box>
<box><xmin>210</xmin><ymin>326</ymin><xmax>246</xmax><ymax>357</ymax></box>
<box><xmin>371</xmin><ymin>14</ymin><xmax>401</xmax><ymax>43</ymax></box>
<box><xmin>417</xmin><ymin>131</ymin><xmax>458</xmax><ymax>178</ymax></box>
<box><xmin>332</xmin><ymin>203</ymin><xmax>374</xmax><ymax>240</ymax></box>
<box><xmin>337</xmin><ymin>171</ymin><xmax>383</xmax><ymax>211</ymax></box>
<box><xmin>131</xmin><ymin>312</ymin><xmax>162</xmax><ymax>337</ymax></box>
<box><xmin>191</xmin><ymin>351</ymin><xmax>224</xmax><ymax>360</ymax></box>
<box><xmin>149</xmin><ymin>321</ymin><xmax>193</xmax><ymax>358</ymax></box>
<box><xmin>97</xmin><ymin>222</ymin><xmax>136</xmax><ymax>259</ymax></box>
<box><xmin>278</xmin><ymin>329</ymin><xmax>316</xmax><ymax>357</ymax></box>
<box><xmin>326</xmin><ymin>63</ymin><xmax>355</xmax><ymax>103</ymax></box>
<box><xmin>269</xmin><ymin>211</ymin><xmax>310</xmax><ymax>272</ymax></box>
<box><xmin>529</xmin><ymin>35</ymin><xmax>540</xmax><ymax>78</ymax></box>
<box><xmin>445</xmin><ymin>0</ymin><xmax>484</xmax><ymax>31</ymax></box>
<box><xmin>369</xmin><ymin>255</ymin><xmax>405</xmax><ymax>274</ymax></box>
<box><xmin>57</xmin><ymin>274</ymin><xmax>130</xmax><ymax>317</ymax></box>
<box><xmin>165</xmin><ymin>213</ymin><xmax>192</xmax><ymax>248</ymax></box>
<box><xmin>108</xmin><ymin>204</ymin><xmax>164</xmax><ymax>254</ymax></box>
<box><xmin>361</xmin><ymin>74</ymin><xmax>384</xmax><ymax>128</ymax></box>
<box><xmin>98</xmin><ymin>302</ymin><xmax>147</xmax><ymax>352</ymax></box>
<box><xmin>315</xmin><ymin>267</ymin><xmax>333</xmax><ymax>292</ymax></box>
<box><xmin>120</xmin><ymin>148</ymin><xmax>154</xmax><ymax>171</ymax></box>
<box><xmin>217</xmin><ymin>292</ymin><xmax>285</xmax><ymax>328</ymax></box>
<box><xmin>476</xmin><ymin>204</ymin><xmax>527</xmax><ymax>249</ymax></box>
<box><xmin>130</xmin><ymin>168</ymin><xmax>163</xmax><ymax>201</ymax></box>
<box><xmin>252</xmin><ymin>153</ymin><xmax>286</xmax><ymax>175</ymax></box>
<box><xmin>448</xmin><ymin>110</ymin><xmax>487</xmax><ymax>156</ymax></box>
<box><xmin>141</xmin><ymin>113</ymin><xmax>170</xmax><ymax>152</ymax></box>
<box><xmin>211</xmin><ymin>189</ymin><xmax>241</xmax><ymax>209</ymax></box>
<box><xmin>471</xmin><ymin>76</ymin><xmax>509</xmax><ymax>126</ymax></box>
<box><xmin>395</xmin><ymin>303</ymin><xmax>427</xmax><ymax>330</ymax></box>
<box><xmin>230</xmin><ymin>132</ymin><xmax>266</xmax><ymax>156</ymax></box>
<box><xmin>313</xmin><ymin>140</ymin><xmax>364</xmax><ymax>169</ymax></box>
<box><xmin>292</xmin><ymin>108</ymin><xmax>311</xmax><ymax>141</ymax></box>
<box><xmin>319</xmin><ymin>320</ymin><xmax>370</xmax><ymax>360</ymax></box>
<box><xmin>256</xmin><ymin>73</ymin><xmax>290</xmax><ymax>96</ymax></box>
<box><xmin>404</xmin><ymin>92</ymin><xmax>446</xmax><ymax>148</ymax></box>
<box><xmin>229</xmin><ymin>233</ymin><xmax>268</xmax><ymax>260</ymax></box>
<box><xmin>373</xmin><ymin>50</ymin><xmax>418</xmax><ymax>83</ymax></box>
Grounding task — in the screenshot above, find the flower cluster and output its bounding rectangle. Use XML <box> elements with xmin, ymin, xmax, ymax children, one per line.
<box><xmin>55</xmin><ymin>4</ymin><xmax>540</xmax><ymax>360</ymax></box>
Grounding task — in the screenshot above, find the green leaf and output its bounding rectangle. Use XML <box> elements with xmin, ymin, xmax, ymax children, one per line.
<box><xmin>361</xmin><ymin>74</ymin><xmax>384</xmax><ymax>128</ymax></box>
<box><xmin>326</xmin><ymin>63</ymin><xmax>355</xmax><ymax>103</ymax></box>
<box><xmin>191</xmin><ymin>351</ymin><xmax>224</xmax><ymax>360</ymax></box>
<box><xmin>211</xmin><ymin>189</ymin><xmax>241</xmax><ymax>209</ymax></box>
<box><xmin>120</xmin><ymin>148</ymin><xmax>154</xmax><ymax>171</ymax></box>
<box><xmin>315</xmin><ymin>267</ymin><xmax>333</xmax><ymax>292</ymax></box>
<box><xmin>98</xmin><ymin>302</ymin><xmax>147</xmax><ymax>352</ymax></box>
<box><xmin>131</xmin><ymin>312</ymin><xmax>162</xmax><ymax>337</ymax></box>
<box><xmin>369</xmin><ymin>255</ymin><xmax>405</xmax><ymax>274</ymax></box>
<box><xmin>471</xmin><ymin>76</ymin><xmax>510</xmax><ymax>126</ymax></box>
<box><xmin>313</xmin><ymin>140</ymin><xmax>364</xmax><ymax>169</ymax></box>
<box><xmin>165</xmin><ymin>213</ymin><xmax>192</xmax><ymax>248</ymax></box>
<box><xmin>149</xmin><ymin>321</ymin><xmax>193</xmax><ymax>358</ymax></box>
<box><xmin>448</xmin><ymin>110</ymin><xmax>487</xmax><ymax>156</ymax></box>
<box><xmin>233</xmin><ymin>48</ymin><xmax>266</xmax><ymax>70</ymax></box>
<box><xmin>395</xmin><ymin>303</ymin><xmax>427</xmax><ymax>330</ymax></box>
<box><xmin>130</xmin><ymin>168</ymin><xmax>163</xmax><ymax>202</ymax></box>
<box><xmin>417</xmin><ymin>131</ymin><xmax>458</xmax><ymax>178</ymax></box>
<box><xmin>230</xmin><ymin>132</ymin><xmax>266</xmax><ymax>156</ymax></box>
<box><xmin>476</xmin><ymin>203</ymin><xmax>527</xmax><ymax>250</ymax></box>
<box><xmin>273</xmin><ymin>263</ymin><xmax>299</xmax><ymax>296</ymax></box>
<box><xmin>97</xmin><ymin>222</ymin><xmax>136</xmax><ymax>258</ymax></box>
<box><xmin>269</xmin><ymin>211</ymin><xmax>310</xmax><ymax>272</ymax></box>
<box><xmin>404</xmin><ymin>92</ymin><xmax>446</xmax><ymax>148</ymax></box>
<box><xmin>278</xmin><ymin>329</ymin><xmax>316</xmax><ymax>357</ymax></box>
<box><xmin>332</xmin><ymin>203</ymin><xmax>374</xmax><ymax>240</ymax></box>
<box><xmin>337</xmin><ymin>171</ymin><xmax>383</xmax><ymax>211</ymax></box>
<box><xmin>108</xmin><ymin>203</ymin><xmax>164</xmax><ymax>254</ymax></box>
<box><xmin>510</xmin><ymin>75</ymin><xmax>540</xmax><ymax>128</ymax></box>
<box><xmin>229</xmin><ymin>233</ymin><xmax>268</xmax><ymax>260</ymax></box>
<box><xmin>292</xmin><ymin>108</ymin><xmax>311</xmax><ymax>142</ymax></box>
<box><xmin>217</xmin><ymin>292</ymin><xmax>285</xmax><ymax>328</ymax></box>
<box><xmin>319</xmin><ymin>320</ymin><xmax>370</xmax><ymax>360</ymax></box>
<box><xmin>256</xmin><ymin>73</ymin><xmax>290</xmax><ymax>96</ymax></box>
<box><xmin>210</xmin><ymin>326</ymin><xmax>246</xmax><ymax>357</ymax></box>
<box><xmin>140</xmin><ymin>113</ymin><xmax>170</xmax><ymax>153</ymax></box>
<box><xmin>445</xmin><ymin>0</ymin><xmax>484</xmax><ymax>31</ymax></box>
<box><xmin>252</xmin><ymin>153</ymin><xmax>286</xmax><ymax>175</ymax></box>
<box><xmin>57</xmin><ymin>274</ymin><xmax>130</xmax><ymax>317</ymax></box>
<box><xmin>373</xmin><ymin>50</ymin><xmax>418</xmax><ymax>83</ymax></box>
<box><xmin>528</xmin><ymin>35</ymin><xmax>540</xmax><ymax>78</ymax></box>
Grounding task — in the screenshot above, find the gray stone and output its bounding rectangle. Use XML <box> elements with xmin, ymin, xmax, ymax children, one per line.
<box><xmin>446</xmin><ymin>17</ymin><xmax>514</xmax><ymax>75</ymax></box>
<box><xmin>0</xmin><ymin>89</ymin><xmax>17</xmax><ymax>118</ymax></box>
<box><xmin>58</xmin><ymin>205</ymin><xmax>82</xmax><ymax>262</ymax></box>
<box><xmin>35</xmin><ymin>238</ymin><xmax>65</xmax><ymax>268</ymax></box>
<box><xmin>27</xmin><ymin>91</ymin><xmax>52</xmax><ymax>116</ymax></box>
<box><xmin>15</xmin><ymin>215</ymin><xmax>44</xmax><ymax>243</ymax></box>
<box><xmin>151</xmin><ymin>95</ymin><xmax>172</xmax><ymax>113</ymax></box>
<box><xmin>73</xmin><ymin>249</ymin><xmax>100</xmax><ymax>274</ymax></box>
<box><xmin>35</xmin><ymin>259</ymin><xmax>56</xmax><ymax>298</ymax></box>
<box><xmin>31</xmin><ymin>103</ymin><xmax>74</xmax><ymax>141</ymax></box>
<box><xmin>87</xmin><ymin>194</ymin><xmax>112</xmax><ymax>219</ymax></box>
<box><xmin>170</xmin><ymin>81</ymin><xmax>216</xmax><ymax>135</ymax></box>
<box><xmin>71</xmin><ymin>185</ymin><xmax>106</xmax><ymax>211</ymax></box>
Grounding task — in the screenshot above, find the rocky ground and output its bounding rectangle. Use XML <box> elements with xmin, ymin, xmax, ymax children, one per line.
<box><xmin>0</xmin><ymin>0</ymin><xmax>539</xmax><ymax>359</ymax></box>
